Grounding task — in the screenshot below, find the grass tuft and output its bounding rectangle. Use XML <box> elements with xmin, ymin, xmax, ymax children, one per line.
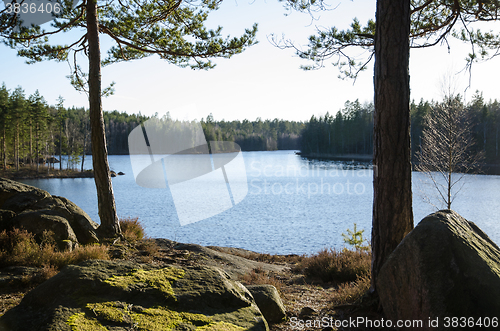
<box><xmin>0</xmin><ymin>228</ymin><xmax>109</xmax><ymax>286</ymax></box>
<box><xmin>293</xmin><ymin>248</ymin><xmax>371</xmax><ymax>283</ymax></box>
<box><xmin>119</xmin><ymin>217</ymin><xmax>145</xmax><ymax>242</ymax></box>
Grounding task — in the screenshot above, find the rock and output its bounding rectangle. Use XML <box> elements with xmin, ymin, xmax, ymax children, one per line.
<box><xmin>0</xmin><ymin>266</ymin><xmax>41</xmax><ymax>289</ymax></box>
<box><xmin>0</xmin><ymin>260</ymin><xmax>269</xmax><ymax>331</ymax></box>
<box><xmin>110</xmin><ymin>171</ymin><xmax>117</xmax><ymax>177</ymax></box>
<box><xmin>377</xmin><ymin>210</ymin><xmax>500</xmax><ymax>330</ymax></box>
<box><xmin>167</xmin><ymin>241</ymin><xmax>286</xmax><ymax>278</ymax></box>
<box><xmin>0</xmin><ymin>179</ymin><xmax>50</xmax><ymax>213</ymax></box>
<box><xmin>246</xmin><ymin>285</ymin><xmax>286</xmax><ymax>324</ymax></box>
<box><xmin>299</xmin><ymin>306</ymin><xmax>317</xmax><ymax>318</ymax></box>
<box><xmin>9</xmin><ymin>212</ymin><xmax>78</xmax><ymax>250</ymax></box>
<box><xmin>0</xmin><ymin>178</ymin><xmax>99</xmax><ymax>246</ymax></box>
<box><xmin>117</xmin><ymin>171</ymin><xmax>125</xmax><ymax>176</ymax></box>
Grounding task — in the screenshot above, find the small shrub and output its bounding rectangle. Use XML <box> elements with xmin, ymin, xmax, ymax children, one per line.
<box><xmin>294</xmin><ymin>248</ymin><xmax>371</xmax><ymax>283</ymax></box>
<box><xmin>120</xmin><ymin>217</ymin><xmax>145</xmax><ymax>241</ymax></box>
<box><xmin>0</xmin><ymin>228</ymin><xmax>40</xmax><ymax>267</ymax></box>
<box><xmin>342</xmin><ymin>223</ymin><xmax>370</xmax><ymax>251</ymax></box>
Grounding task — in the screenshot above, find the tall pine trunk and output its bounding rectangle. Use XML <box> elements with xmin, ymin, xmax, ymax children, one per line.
<box><xmin>371</xmin><ymin>0</ymin><xmax>413</xmax><ymax>291</ymax></box>
<box><xmin>59</xmin><ymin>125</ymin><xmax>62</xmax><ymax>171</ymax></box>
<box><xmin>81</xmin><ymin>117</ymin><xmax>87</xmax><ymax>172</ymax></box>
<box><xmin>86</xmin><ymin>0</ymin><xmax>121</xmax><ymax>238</ymax></box>
<box><xmin>2</xmin><ymin>126</ymin><xmax>5</xmax><ymax>170</ymax></box>
<box><xmin>14</xmin><ymin>119</ymin><xmax>19</xmax><ymax>171</ymax></box>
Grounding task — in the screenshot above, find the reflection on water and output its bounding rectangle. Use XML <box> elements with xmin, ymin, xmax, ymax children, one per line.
<box><xmin>19</xmin><ymin>151</ymin><xmax>500</xmax><ymax>255</ymax></box>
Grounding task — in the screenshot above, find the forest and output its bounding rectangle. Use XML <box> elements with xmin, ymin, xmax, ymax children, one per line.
<box><xmin>0</xmin><ymin>83</ymin><xmax>304</xmax><ymax>171</ymax></box>
<box><xmin>300</xmin><ymin>92</ymin><xmax>500</xmax><ymax>172</ymax></box>
<box><xmin>3</xmin><ymin>82</ymin><xmax>500</xmax><ymax>173</ymax></box>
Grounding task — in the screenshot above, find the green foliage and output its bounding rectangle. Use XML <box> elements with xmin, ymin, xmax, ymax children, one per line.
<box><xmin>300</xmin><ymin>99</ymin><xmax>373</xmax><ymax>155</ymax></box>
<box><xmin>2</xmin><ymin>0</ymin><xmax>258</xmax><ymax>74</ymax></box>
<box><xmin>342</xmin><ymin>223</ymin><xmax>369</xmax><ymax>251</ymax></box>
<box><xmin>201</xmin><ymin>115</ymin><xmax>305</xmax><ymax>151</ymax></box>
<box><xmin>277</xmin><ymin>0</ymin><xmax>500</xmax><ymax>78</ymax></box>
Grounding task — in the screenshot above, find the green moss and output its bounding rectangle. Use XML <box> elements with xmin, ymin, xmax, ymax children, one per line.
<box><xmin>66</xmin><ymin>267</ymin><xmax>248</xmax><ymax>331</ymax></box>
<box><xmin>104</xmin><ymin>267</ymin><xmax>185</xmax><ymax>298</ymax></box>
<box><xmin>196</xmin><ymin>321</ymin><xmax>246</xmax><ymax>331</ymax></box>
<box><xmin>66</xmin><ymin>312</ymin><xmax>107</xmax><ymax>331</ymax></box>
<box><xmin>66</xmin><ymin>303</ymin><xmax>225</xmax><ymax>331</ymax></box>
<box><xmin>180</xmin><ymin>312</ymin><xmax>213</xmax><ymax>326</ymax></box>
<box><xmin>130</xmin><ymin>307</ymin><xmax>184</xmax><ymax>330</ymax></box>
<box><xmin>86</xmin><ymin>301</ymin><xmax>126</xmax><ymax>323</ymax></box>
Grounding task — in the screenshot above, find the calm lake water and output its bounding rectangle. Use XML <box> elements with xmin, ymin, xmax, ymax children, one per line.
<box><xmin>19</xmin><ymin>151</ymin><xmax>500</xmax><ymax>255</ymax></box>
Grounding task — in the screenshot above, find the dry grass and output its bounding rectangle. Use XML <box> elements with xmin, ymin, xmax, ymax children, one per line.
<box><xmin>0</xmin><ymin>228</ymin><xmax>109</xmax><ymax>285</ymax></box>
<box><xmin>117</xmin><ymin>217</ymin><xmax>159</xmax><ymax>263</ymax></box>
<box><xmin>330</xmin><ymin>274</ymin><xmax>371</xmax><ymax>306</ymax></box>
<box><xmin>294</xmin><ymin>248</ymin><xmax>371</xmax><ymax>283</ymax></box>
<box><xmin>238</xmin><ymin>267</ymin><xmax>285</xmax><ymax>292</ymax></box>
<box><xmin>120</xmin><ymin>217</ymin><xmax>145</xmax><ymax>242</ymax></box>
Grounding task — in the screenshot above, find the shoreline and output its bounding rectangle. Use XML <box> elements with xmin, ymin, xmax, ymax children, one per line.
<box><xmin>1</xmin><ymin>168</ymin><xmax>95</xmax><ymax>180</ymax></box>
<box><xmin>297</xmin><ymin>152</ymin><xmax>373</xmax><ymax>162</ymax></box>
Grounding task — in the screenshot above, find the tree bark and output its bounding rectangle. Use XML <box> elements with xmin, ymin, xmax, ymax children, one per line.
<box><xmin>86</xmin><ymin>0</ymin><xmax>121</xmax><ymax>238</ymax></box>
<box><xmin>372</xmin><ymin>0</ymin><xmax>413</xmax><ymax>291</ymax></box>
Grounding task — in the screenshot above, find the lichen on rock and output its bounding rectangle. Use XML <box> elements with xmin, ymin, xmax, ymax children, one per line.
<box><xmin>66</xmin><ymin>302</ymin><xmax>244</xmax><ymax>331</ymax></box>
<box><xmin>66</xmin><ymin>312</ymin><xmax>107</xmax><ymax>331</ymax></box>
<box><xmin>104</xmin><ymin>267</ymin><xmax>185</xmax><ymax>298</ymax></box>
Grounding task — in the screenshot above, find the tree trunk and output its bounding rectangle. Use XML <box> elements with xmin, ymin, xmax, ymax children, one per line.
<box><xmin>371</xmin><ymin>0</ymin><xmax>413</xmax><ymax>291</ymax></box>
<box><xmin>15</xmin><ymin>119</ymin><xmax>19</xmax><ymax>171</ymax></box>
<box><xmin>29</xmin><ymin>123</ymin><xmax>33</xmax><ymax>168</ymax></box>
<box><xmin>59</xmin><ymin>125</ymin><xmax>63</xmax><ymax>171</ymax></box>
<box><xmin>81</xmin><ymin>117</ymin><xmax>87</xmax><ymax>172</ymax></box>
<box><xmin>36</xmin><ymin>123</ymin><xmax>39</xmax><ymax>174</ymax></box>
<box><xmin>2</xmin><ymin>126</ymin><xmax>5</xmax><ymax>170</ymax></box>
<box><xmin>86</xmin><ymin>0</ymin><xmax>121</xmax><ymax>238</ymax></box>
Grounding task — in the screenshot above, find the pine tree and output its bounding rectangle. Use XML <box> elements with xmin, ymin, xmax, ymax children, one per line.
<box><xmin>2</xmin><ymin>0</ymin><xmax>257</xmax><ymax>238</ymax></box>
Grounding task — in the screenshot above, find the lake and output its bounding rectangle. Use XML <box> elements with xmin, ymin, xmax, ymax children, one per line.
<box><xmin>19</xmin><ymin>151</ymin><xmax>500</xmax><ymax>255</ymax></box>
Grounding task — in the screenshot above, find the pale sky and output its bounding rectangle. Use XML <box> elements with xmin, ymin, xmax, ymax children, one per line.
<box><xmin>1</xmin><ymin>0</ymin><xmax>500</xmax><ymax>122</ymax></box>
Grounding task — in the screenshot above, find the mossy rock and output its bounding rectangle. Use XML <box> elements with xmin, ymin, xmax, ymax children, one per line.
<box><xmin>378</xmin><ymin>210</ymin><xmax>500</xmax><ymax>329</ymax></box>
<box><xmin>0</xmin><ymin>260</ymin><xmax>268</xmax><ymax>331</ymax></box>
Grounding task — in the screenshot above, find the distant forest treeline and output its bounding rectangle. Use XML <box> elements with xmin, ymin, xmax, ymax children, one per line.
<box><xmin>300</xmin><ymin>93</ymin><xmax>500</xmax><ymax>168</ymax></box>
<box><xmin>3</xmin><ymin>82</ymin><xmax>500</xmax><ymax>171</ymax></box>
<box><xmin>0</xmin><ymin>83</ymin><xmax>304</xmax><ymax>170</ymax></box>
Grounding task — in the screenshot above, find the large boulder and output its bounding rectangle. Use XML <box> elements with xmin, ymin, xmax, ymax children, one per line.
<box><xmin>377</xmin><ymin>210</ymin><xmax>500</xmax><ymax>330</ymax></box>
<box><xmin>0</xmin><ymin>178</ymin><xmax>99</xmax><ymax>246</ymax></box>
<box><xmin>0</xmin><ymin>260</ymin><xmax>269</xmax><ymax>331</ymax></box>
<box><xmin>246</xmin><ymin>285</ymin><xmax>286</xmax><ymax>324</ymax></box>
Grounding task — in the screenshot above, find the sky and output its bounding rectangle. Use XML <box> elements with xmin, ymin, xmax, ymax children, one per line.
<box><xmin>1</xmin><ymin>0</ymin><xmax>500</xmax><ymax>122</ymax></box>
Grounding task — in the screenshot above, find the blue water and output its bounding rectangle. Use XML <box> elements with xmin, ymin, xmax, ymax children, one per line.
<box><xmin>19</xmin><ymin>151</ymin><xmax>500</xmax><ymax>255</ymax></box>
